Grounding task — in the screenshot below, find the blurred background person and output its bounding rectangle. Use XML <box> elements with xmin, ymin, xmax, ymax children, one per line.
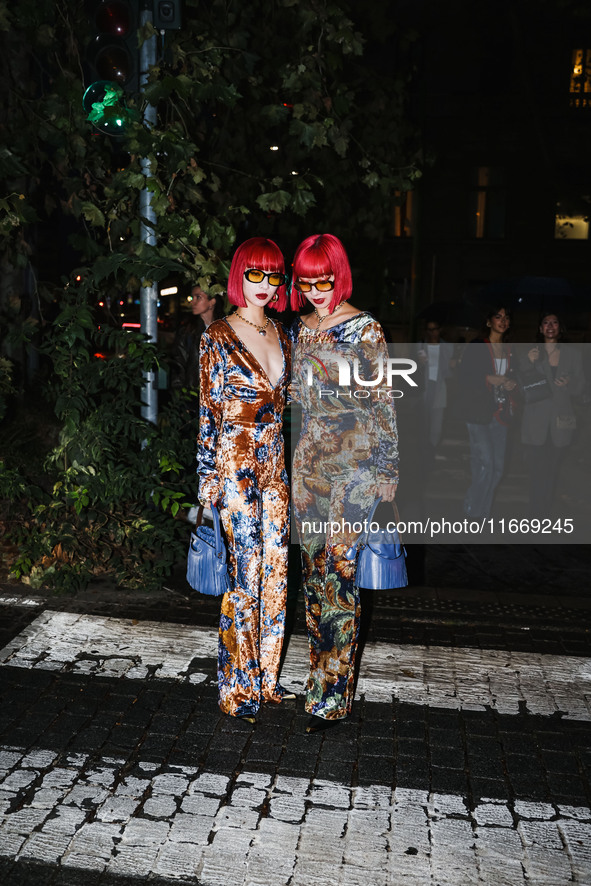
<box><xmin>518</xmin><ymin>310</ymin><xmax>584</xmax><ymax>517</ymax></box>
<box><xmin>171</xmin><ymin>284</ymin><xmax>224</xmax><ymax>391</ymax></box>
<box><xmin>457</xmin><ymin>305</ymin><xmax>516</xmax><ymax>520</ymax></box>
<box><xmin>175</xmin><ymin>284</ymin><xmax>225</xmax><ymax>524</ymax></box>
<box><xmin>415</xmin><ymin>316</ymin><xmax>454</xmax><ymax>473</ymax></box>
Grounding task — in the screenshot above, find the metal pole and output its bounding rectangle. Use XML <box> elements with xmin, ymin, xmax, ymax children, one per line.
<box><xmin>139</xmin><ymin>3</ymin><xmax>158</xmax><ymax>424</ymax></box>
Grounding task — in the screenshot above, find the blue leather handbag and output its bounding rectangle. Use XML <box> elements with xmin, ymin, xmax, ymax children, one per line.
<box><xmin>344</xmin><ymin>498</ymin><xmax>408</xmax><ymax>590</ymax></box>
<box><xmin>186</xmin><ymin>503</ymin><xmax>230</xmax><ymax>596</ymax></box>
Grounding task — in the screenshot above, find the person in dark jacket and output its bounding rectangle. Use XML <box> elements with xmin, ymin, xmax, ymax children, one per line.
<box><xmin>458</xmin><ymin>305</ymin><xmax>517</xmax><ymax>519</ymax></box>
<box><xmin>518</xmin><ymin>310</ymin><xmax>584</xmax><ymax>516</ymax></box>
<box><xmin>171</xmin><ymin>285</ymin><xmax>224</xmax><ymax>391</ymax></box>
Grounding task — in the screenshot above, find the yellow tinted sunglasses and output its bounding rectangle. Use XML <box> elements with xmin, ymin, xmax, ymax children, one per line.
<box><xmin>244</xmin><ymin>269</ymin><xmax>286</xmax><ymax>287</ymax></box>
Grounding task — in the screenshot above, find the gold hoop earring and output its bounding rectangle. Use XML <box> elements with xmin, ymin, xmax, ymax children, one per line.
<box><xmin>272</xmin><ymin>293</ymin><xmax>279</xmax><ymax>301</ymax></box>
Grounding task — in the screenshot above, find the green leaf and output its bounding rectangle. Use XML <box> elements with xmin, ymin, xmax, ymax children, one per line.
<box><xmin>81</xmin><ymin>202</ymin><xmax>106</xmax><ymax>228</ymax></box>
<box><xmin>256</xmin><ymin>190</ymin><xmax>291</xmax><ymax>213</ymax></box>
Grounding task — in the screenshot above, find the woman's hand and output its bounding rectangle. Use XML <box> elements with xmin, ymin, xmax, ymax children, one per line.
<box><xmin>378</xmin><ymin>482</ymin><xmax>397</xmax><ymax>502</ymax></box>
<box><xmin>198</xmin><ymin>474</ymin><xmax>222</xmax><ymax>509</ymax></box>
<box><xmin>487</xmin><ymin>373</ymin><xmax>516</xmax><ymax>391</ymax></box>
<box><xmin>554</xmin><ymin>375</ymin><xmax>570</xmax><ymax>388</ymax></box>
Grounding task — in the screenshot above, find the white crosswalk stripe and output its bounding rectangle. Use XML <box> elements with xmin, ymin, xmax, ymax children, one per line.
<box><xmin>0</xmin><ymin>609</ymin><xmax>590</xmax><ymax>883</ymax></box>
<box><xmin>1</xmin><ymin>610</ymin><xmax>590</xmax><ymax>719</ymax></box>
<box><xmin>0</xmin><ymin>750</ymin><xmax>590</xmax><ymax>885</ymax></box>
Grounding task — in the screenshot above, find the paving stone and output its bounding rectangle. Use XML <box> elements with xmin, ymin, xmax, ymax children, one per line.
<box><xmin>469</xmin><ymin>777</ymin><xmax>511</xmax><ymax>802</ymax></box>
<box><xmin>143</xmin><ymin>795</ymin><xmax>178</xmax><ymax>818</ymax></box>
<box><xmin>541</xmin><ymin>750</ymin><xmax>581</xmax><ymax>773</ymax></box>
<box><xmin>347</xmin><ymin>809</ymin><xmax>390</xmax><ymax>834</ymax></box>
<box><xmin>394</xmin><ymin>755</ymin><xmax>430</xmax><ymax>784</ymax></box>
<box><xmin>1</xmin><ymin>807</ymin><xmax>51</xmax><ymax>834</ymax></box>
<box><xmin>429</xmin><ymin>744</ymin><xmax>466</xmax><ymax>770</ymax></box>
<box><xmin>152</xmin><ymin>839</ymin><xmax>203</xmax><ymax>879</ymax></box>
<box><xmin>523</xmin><ymin>845</ymin><xmax>573</xmax><ymax>883</ymax></box>
<box><xmin>518</xmin><ymin>819</ymin><xmax>563</xmax><ymax>849</ymax></box>
<box><xmin>277</xmin><ymin>751</ymin><xmax>319</xmax><ymax>774</ymax></box>
<box><xmin>0</xmin><ymin>592</ymin><xmax>590</xmax><ymax>884</ymax></box>
<box><xmin>268</xmin><ymin>795</ymin><xmax>306</xmax><ymax>823</ymax></box>
<box><xmin>244</xmin><ymin>743</ymin><xmax>283</xmax><ymax>765</ymax></box>
<box><xmin>514</xmin><ymin>800</ymin><xmax>555</xmax><ymax>818</ymax></box>
<box><xmin>165</xmin><ymin>812</ymin><xmax>212</xmax><ymax>844</ymax></box>
<box><xmin>180</xmin><ymin>792</ymin><xmax>223</xmax><ymax>816</ymax></box>
<box><xmin>474</xmin><ymin>802</ymin><xmax>514</xmax><ymax>826</ymax></box>
<box><xmin>467</xmin><ymin>756</ymin><xmax>506</xmax><ymax>779</ymax></box>
<box><xmin>315</xmin><ymin>761</ymin><xmax>355</xmax><ymax>783</ymax></box>
<box><xmin>215</xmin><ymin>806</ymin><xmax>260</xmax><ymax>830</ymax></box>
<box><xmin>358</xmin><ymin>758</ymin><xmax>395</xmax><ymax>786</ymax></box>
<box><xmin>394</xmin><ymin>719</ymin><xmax>427</xmax><ymax>740</ymax></box>
<box><xmin>558</xmin><ymin>819</ymin><xmax>591</xmax><ymax>877</ymax></box>
<box><xmin>95</xmin><ymin>796</ymin><xmax>141</xmax><ymax>822</ymax></box>
<box><xmin>17</xmin><ymin>831</ymin><xmax>73</xmax><ymax>864</ymax></box>
<box><xmin>0</xmin><ymin>831</ymin><xmax>27</xmax><ymax>856</ymax></box>
<box><xmin>0</xmin><ymin>770</ymin><xmax>38</xmax><ymax>792</ymax></box>
<box><xmin>429</xmin><ymin>766</ymin><xmax>468</xmax><ymax>795</ymax></box>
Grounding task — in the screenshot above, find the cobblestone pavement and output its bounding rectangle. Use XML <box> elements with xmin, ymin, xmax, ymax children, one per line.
<box><xmin>0</xmin><ymin>572</ymin><xmax>590</xmax><ymax>886</ymax></box>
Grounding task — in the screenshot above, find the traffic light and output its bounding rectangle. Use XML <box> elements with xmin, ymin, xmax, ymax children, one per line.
<box><xmin>83</xmin><ymin>0</ymin><xmax>139</xmax><ymax>135</ymax></box>
<box><xmin>85</xmin><ymin>0</ymin><xmax>139</xmax><ymax>92</ymax></box>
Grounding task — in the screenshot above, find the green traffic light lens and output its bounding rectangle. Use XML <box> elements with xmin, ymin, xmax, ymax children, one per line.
<box><xmin>82</xmin><ymin>80</ymin><xmax>137</xmax><ymax>135</ymax></box>
<box><xmin>82</xmin><ymin>79</ymin><xmax>118</xmax><ymax>114</ymax></box>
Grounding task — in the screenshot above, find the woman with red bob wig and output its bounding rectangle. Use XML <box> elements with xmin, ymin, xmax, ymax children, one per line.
<box><xmin>290</xmin><ymin>233</ymin><xmax>400</xmax><ymax>733</ymax></box>
<box><xmin>197</xmin><ymin>237</ymin><xmax>293</xmax><ymax>722</ymax></box>
<box><xmin>227</xmin><ymin>237</ymin><xmax>289</xmax><ymax>311</ymax></box>
<box><xmin>290</xmin><ymin>232</ymin><xmax>352</xmax><ymax>314</ymax></box>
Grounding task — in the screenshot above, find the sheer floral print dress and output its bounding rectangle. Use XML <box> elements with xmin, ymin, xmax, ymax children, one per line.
<box><xmin>197</xmin><ymin>318</ymin><xmax>291</xmax><ymax>717</ymax></box>
<box><xmin>291</xmin><ymin>312</ymin><xmax>399</xmax><ymax>720</ymax></box>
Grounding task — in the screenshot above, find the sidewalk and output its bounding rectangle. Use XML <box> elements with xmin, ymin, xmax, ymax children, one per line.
<box><xmin>0</xmin><ymin>546</ymin><xmax>590</xmax><ymax>885</ymax></box>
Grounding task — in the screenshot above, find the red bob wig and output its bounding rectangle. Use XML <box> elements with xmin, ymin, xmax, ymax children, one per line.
<box><xmin>227</xmin><ymin>237</ymin><xmax>287</xmax><ymax>312</ymax></box>
<box><xmin>290</xmin><ymin>233</ymin><xmax>353</xmax><ymax>312</ymax></box>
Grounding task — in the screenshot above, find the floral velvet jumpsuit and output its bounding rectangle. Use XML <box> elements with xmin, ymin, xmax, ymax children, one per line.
<box><xmin>197</xmin><ymin>317</ymin><xmax>291</xmax><ymax>717</ymax></box>
<box><xmin>291</xmin><ymin>312</ymin><xmax>399</xmax><ymax>720</ymax></box>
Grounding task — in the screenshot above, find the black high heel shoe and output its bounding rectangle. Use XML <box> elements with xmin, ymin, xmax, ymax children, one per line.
<box><xmin>305</xmin><ymin>715</ymin><xmax>341</xmax><ymax>735</ymax></box>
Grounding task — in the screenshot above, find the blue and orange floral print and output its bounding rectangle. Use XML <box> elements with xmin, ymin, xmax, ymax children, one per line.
<box><xmin>197</xmin><ymin>318</ymin><xmax>291</xmax><ymax>717</ymax></box>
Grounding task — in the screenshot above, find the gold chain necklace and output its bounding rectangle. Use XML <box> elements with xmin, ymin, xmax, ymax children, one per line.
<box><xmin>312</xmin><ymin>303</ymin><xmax>343</xmax><ymax>332</ymax></box>
<box><xmin>235</xmin><ymin>312</ymin><xmax>270</xmax><ymax>336</ymax></box>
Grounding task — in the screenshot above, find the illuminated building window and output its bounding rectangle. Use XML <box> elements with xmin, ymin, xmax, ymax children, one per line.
<box><xmin>569</xmin><ymin>48</ymin><xmax>591</xmax><ymax>108</ymax></box>
<box><xmin>393</xmin><ymin>190</ymin><xmax>413</xmax><ymax>238</ymax></box>
<box><xmin>555</xmin><ymin>201</ymin><xmax>590</xmax><ymax>239</ymax></box>
<box><xmin>469</xmin><ymin>166</ymin><xmax>506</xmax><ymax>239</ymax></box>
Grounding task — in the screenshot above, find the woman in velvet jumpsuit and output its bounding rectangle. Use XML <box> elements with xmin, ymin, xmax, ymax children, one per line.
<box><xmin>197</xmin><ymin>238</ymin><xmax>292</xmax><ymax>722</ymax></box>
<box><xmin>290</xmin><ymin>233</ymin><xmax>399</xmax><ymax>733</ymax></box>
